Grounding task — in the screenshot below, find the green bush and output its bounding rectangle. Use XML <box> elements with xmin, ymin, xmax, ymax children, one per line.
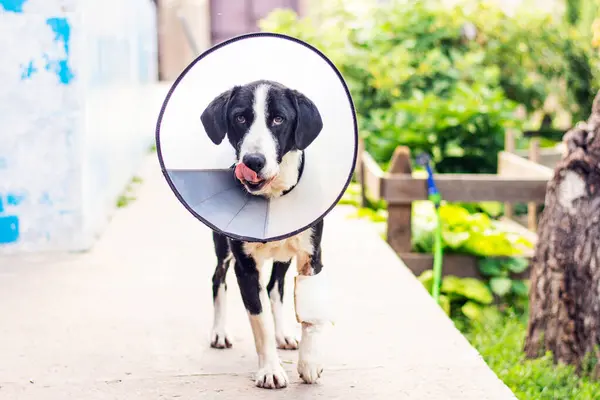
<box><xmin>566</xmin><ymin>0</ymin><xmax>599</xmax><ymax>41</ymax></box>
<box><xmin>260</xmin><ymin>0</ymin><xmax>599</xmax><ymax>173</ymax></box>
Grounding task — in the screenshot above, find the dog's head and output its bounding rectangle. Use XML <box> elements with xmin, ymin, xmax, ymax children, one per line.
<box><xmin>200</xmin><ymin>80</ymin><xmax>323</xmax><ymax>197</ymax></box>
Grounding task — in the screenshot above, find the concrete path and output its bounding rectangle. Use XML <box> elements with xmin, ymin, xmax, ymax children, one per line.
<box><xmin>0</xmin><ymin>156</ymin><xmax>516</xmax><ymax>399</ymax></box>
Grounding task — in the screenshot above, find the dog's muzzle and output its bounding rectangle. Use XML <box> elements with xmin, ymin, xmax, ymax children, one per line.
<box><xmin>235</xmin><ymin>163</ymin><xmax>275</xmax><ymax>192</ymax></box>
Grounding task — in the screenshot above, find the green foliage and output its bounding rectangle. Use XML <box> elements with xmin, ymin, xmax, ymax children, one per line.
<box><xmin>478</xmin><ymin>257</ymin><xmax>530</xmax><ymax>311</ymax></box>
<box><xmin>417</xmin><ymin>262</ymin><xmax>529</xmax><ymax>323</ymax></box>
<box><xmin>475</xmin><ymin>2</ymin><xmax>598</xmax><ymax>124</ymax></box>
<box><xmin>566</xmin><ymin>0</ymin><xmax>582</xmax><ymax>26</ymax></box>
<box><xmin>457</xmin><ymin>201</ymin><xmax>504</xmax><ymax>218</ymax></box>
<box><xmin>418</xmin><ymin>270</ymin><xmax>498</xmax><ymax>323</ymax></box>
<box><xmin>343</xmin><ymin>0</ymin><xmax>522</xmax><ymax>173</ymax></box>
<box><xmin>489</xmin><ymin>276</ymin><xmax>512</xmax><ymax>296</ymax></box>
<box><xmin>464</xmin><ymin>310</ymin><xmax>600</xmax><ymax>400</ymax></box>
<box><xmin>566</xmin><ymin>0</ymin><xmax>599</xmax><ymax>42</ymax></box>
<box><xmin>442</xmin><ymin>275</ymin><xmax>494</xmax><ymax>304</ymax></box>
<box><xmin>260</xmin><ymin>0</ymin><xmax>600</xmax><ymax>173</ymax></box>
<box><xmin>410</xmin><ymin>199</ymin><xmax>531</xmax><ymax>321</ymax></box>
<box><xmin>411</xmin><ymin>201</ymin><xmax>533</xmax><ymax>257</ymax></box>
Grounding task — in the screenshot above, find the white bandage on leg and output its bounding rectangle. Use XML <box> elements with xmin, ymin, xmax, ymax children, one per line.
<box><xmin>293</xmin><ymin>270</ymin><xmax>335</xmax><ymax>326</ymax></box>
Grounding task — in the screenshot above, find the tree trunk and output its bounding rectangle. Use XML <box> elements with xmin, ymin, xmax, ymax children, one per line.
<box><xmin>524</xmin><ymin>92</ymin><xmax>600</xmax><ymax>377</ymax></box>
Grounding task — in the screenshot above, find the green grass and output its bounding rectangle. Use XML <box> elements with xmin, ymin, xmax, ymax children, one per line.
<box><xmin>462</xmin><ymin>311</ymin><xmax>600</xmax><ymax>400</ymax></box>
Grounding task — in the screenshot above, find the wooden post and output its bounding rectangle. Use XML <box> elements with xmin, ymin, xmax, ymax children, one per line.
<box><xmin>386</xmin><ymin>146</ymin><xmax>413</xmax><ymax>254</ymax></box>
<box><xmin>528</xmin><ymin>138</ymin><xmax>540</xmax><ymax>231</ymax></box>
<box><xmin>504</xmin><ymin>130</ymin><xmax>516</xmax><ymax>220</ymax></box>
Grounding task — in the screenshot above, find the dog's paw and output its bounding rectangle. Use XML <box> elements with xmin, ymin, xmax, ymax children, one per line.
<box><xmin>297</xmin><ymin>360</ymin><xmax>323</xmax><ymax>384</ymax></box>
<box><xmin>297</xmin><ymin>322</ymin><xmax>327</xmax><ymax>384</ymax></box>
<box><xmin>276</xmin><ymin>334</ymin><xmax>299</xmax><ymax>350</ymax></box>
<box><xmin>210</xmin><ymin>330</ymin><xmax>232</xmax><ymax>349</ymax></box>
<box><xmin>255</xmin><ymin>363</ymin><xmax>289</xmax><ymax>389</ymax></box>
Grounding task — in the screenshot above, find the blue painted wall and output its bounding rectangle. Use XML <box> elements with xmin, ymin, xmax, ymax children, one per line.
<box><xmin>0</xmin><ymin>0</ymin><xmax>28</xmax><ymax>13</ymax></box>
<box><xmin>0</xmin><ymin>0</ymin><xmax>158</xmax><ymax>253</ymax></box>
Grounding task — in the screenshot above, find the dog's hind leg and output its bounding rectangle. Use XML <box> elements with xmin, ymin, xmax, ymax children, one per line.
<box><xmin>230</xmin><ymin>240</ymin><xmax>288</xmax><ymax>389</ymax></box>
<box><xmin>210</xmin><ymin>231</ymin><xmax>232</xmax><ymax>349</ymax></box>
<box><xmin>267</xmin><ymin>260</ymin><xmax>299</xmax><ymax>350</ymax></box>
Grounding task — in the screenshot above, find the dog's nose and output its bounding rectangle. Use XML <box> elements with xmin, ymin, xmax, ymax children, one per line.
<box><xmin>242</xmin><ymin>153</ymin><xmax>266</xmax><ymax>173</ymax></box>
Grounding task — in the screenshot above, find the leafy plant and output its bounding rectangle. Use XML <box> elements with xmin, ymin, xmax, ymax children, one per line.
<box><xmin>477</xmin><ymin>256</ymin><xmax>530</xmax><ymax>313</ymax></box>
<box><xmin>412</xmin><ymin>201</ymin><xmax>533</xmax><ymax>256</ymax></box>
<box><xmin>411</xmin><ymin>200</ymin><xmax>532</xmax><ymax>316</ymax></box>
<box><xmin>417</xmin><ymin>260</ymin><xmax>529</xmax><ymax>323</ymax></box>
<box><xmin>456</xmin><ymin>201</ymin><xmax>504</xmax><ymax>218</ymax></box>
<box><xmin>418</xmin><ymin>270</ymin><xmax>497</xmax><ymax>323</ymax></box>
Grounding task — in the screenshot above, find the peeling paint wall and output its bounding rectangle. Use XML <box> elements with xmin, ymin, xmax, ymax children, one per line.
<box><xmin>0</xmin><ymin>0</ymin><xmax>158</xmax><ymax>254</ymax></box>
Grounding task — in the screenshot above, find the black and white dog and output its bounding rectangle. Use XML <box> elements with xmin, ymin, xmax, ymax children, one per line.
<box><xmin>200</xmin><ymin>80</ymin><xmax>328</xmax><ymax>389</ymax></box>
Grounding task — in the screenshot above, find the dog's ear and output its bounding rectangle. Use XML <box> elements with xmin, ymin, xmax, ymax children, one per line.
<box><xmin>200</xmin><ymin>88</ymin><xmax>236</xmax><ymax>145</ymax></box>
<box><xmin>288</xmin><ymin>89</ymin><xmax>323</xmax><ymax>150</ymax></box>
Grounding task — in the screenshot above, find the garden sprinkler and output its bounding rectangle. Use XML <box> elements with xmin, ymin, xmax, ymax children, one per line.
<box><xmin>415</xmin><ymin>153</ymin><xmax>443</xmax><ymax>304</ymax></box>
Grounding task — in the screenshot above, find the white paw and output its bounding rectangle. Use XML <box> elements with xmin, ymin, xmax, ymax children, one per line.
<box><xmin>276</xmin><ymin>334</ymin><xmax>299</xmax><ymax>350</ymax></box>
<box><xmin>297</xmin><ymin>322</ymin><xmax>328</xmax><ymax>384</ymax></box>
<box><xmin>210</xmin><ymin>330</ymin><xmax>232</xmax><ymax>349</ymax></box>
<box><xmin>255</xmin><ymin>362</ymin><xmax>289</xmax><ymax>389</ymax></box>
<box><xmin>297</xmin><ymin>359</ymin><xmax>323</xmax><ymax>384</ymax></box>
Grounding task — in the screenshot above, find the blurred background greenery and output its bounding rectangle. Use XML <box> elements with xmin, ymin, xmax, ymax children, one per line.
<box><xmin>260</xmin><ymin>1</ymin><xmax>600</xmax><ymax>398</ymax></box>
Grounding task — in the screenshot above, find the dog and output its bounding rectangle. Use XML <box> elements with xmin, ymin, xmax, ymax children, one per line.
<box><xmin>200</xmin><ymin>80</ymin><xmax>328</xmax><ymax>389</ymax></box>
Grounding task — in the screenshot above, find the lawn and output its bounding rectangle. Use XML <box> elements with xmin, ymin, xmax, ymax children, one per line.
<box><xmin>463</xmin><ymin>309</ymin><xmax>600</xmax><ymax>400</ymax></box>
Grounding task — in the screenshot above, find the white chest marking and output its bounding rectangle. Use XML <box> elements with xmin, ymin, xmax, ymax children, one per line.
<box><xmin>244</xmin><ymin>228</ymin><xmax>314</xmax><ymax>265</ymax></box>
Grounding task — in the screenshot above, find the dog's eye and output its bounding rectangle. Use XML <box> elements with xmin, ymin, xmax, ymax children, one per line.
<box><xmin>235</xmin><ymin>115</ymin><xmax>246</xmax><ymax>124</ymax></box>
<box><xmin>272</xmin><ymin>116</ymin><xmax>284</xmax><ymax>126</ymax></box>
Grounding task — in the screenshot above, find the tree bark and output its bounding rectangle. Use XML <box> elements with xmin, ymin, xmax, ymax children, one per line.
<box><xmin>524</xmin><ymin>92</ymin><xmax>600</xmax><ymax>377</ymax></box>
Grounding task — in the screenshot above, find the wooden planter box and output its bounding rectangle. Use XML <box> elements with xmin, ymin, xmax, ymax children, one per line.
<box><xmin>356</xmin><ymin>141</ymin><xmax>554</xmax><ymax>279</ymax></box>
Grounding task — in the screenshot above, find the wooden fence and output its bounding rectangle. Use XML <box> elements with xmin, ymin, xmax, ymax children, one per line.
<box><xmin>356</xmin><ymin>139</ymin><xmax>554</xmax><ymax>278</ymax></box>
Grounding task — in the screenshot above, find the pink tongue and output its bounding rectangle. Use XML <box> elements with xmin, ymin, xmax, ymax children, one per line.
<box><xmin>235</xmin><ymin>163</ymin><xmax>260</xmax><ymax>183</ymax></box>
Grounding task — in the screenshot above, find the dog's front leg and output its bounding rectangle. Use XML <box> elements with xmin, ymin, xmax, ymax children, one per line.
<box><xmin>294</xmin><ymin>222</ymin><xmax>332</xmax><ymax>384</ymax></box>
<box><xmin>229</xmin><ymin>241</ymin><xmax>288</xmax><ymax>389</ymax></box>
<box><xmin>267</xmin><ymin>260</ymin><xmax>299</xmax><ymax>350</ymax></box>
